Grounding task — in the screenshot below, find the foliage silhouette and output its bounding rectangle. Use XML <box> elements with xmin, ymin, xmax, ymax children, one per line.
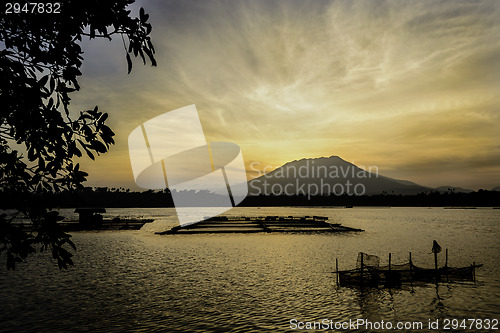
<box><xmin>0</xmin><ymin>0</ymin><xmax>156</xmax><ymax>269</ymax></box>
<box><xmin>2</xmin><ymin>187</ymin><xmax>498</xmax><ymax>209</ymax></box>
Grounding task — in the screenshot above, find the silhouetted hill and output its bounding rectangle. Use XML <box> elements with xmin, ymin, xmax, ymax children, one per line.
<box><xmin>492</xmin><ymin>186</ymin><xmax>500</xmax><ymax>191</ymax></box>
<box><xmin>248</xmin><ymin>156</ymin><xmax>431</xmax><ymax>196</ymax></box>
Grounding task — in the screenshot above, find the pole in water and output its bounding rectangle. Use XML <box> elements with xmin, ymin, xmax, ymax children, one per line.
<box><xmin>445</xmin><ymin>249</ymin><xmax>449</xmax><ymax>281</ymax></box>
<box><xmin>473</xmin><ymin>261</ymin><xmax>476</xmax><ymax>283</ymax></box>
<box><xmin>360</xmin><ymin>252</ymin><xmax>364</xmax><ymax>286</ymax></box>
<box><xmin>434</xmin><ymin>251</ymin><xmax>439</xmax><ymax>281</ymax></box>
<box><xmin>386</xmin><ymin>252</ymin><xmax>392</xmax><ymax>287</ymax></box>
<box><xmin>336</xmin><ymin>258</ymin><xmax>339</xmax><ymax>287</ymax></box>
<box><xmin>409</xmin><ymin>252</ymin><xmax>413</xmax><ymax>286</ymax></box>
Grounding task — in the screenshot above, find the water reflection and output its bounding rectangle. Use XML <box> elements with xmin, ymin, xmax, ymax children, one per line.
<box><xmin>336</xmin><ymin>279</ymin><xmax>490</xmax><ymax>325</ymax></box>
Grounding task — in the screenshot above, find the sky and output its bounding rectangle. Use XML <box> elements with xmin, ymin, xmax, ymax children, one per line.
<box><xmin>70</xmin><ymin>0</ymin><xmax>500</xmax><ymax>190</ymax></box>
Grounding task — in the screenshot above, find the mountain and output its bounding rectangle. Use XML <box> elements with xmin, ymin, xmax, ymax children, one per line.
<box><xmin>435</xmin><ymin>186</ymin><xmax>474</xmax><ymax>193</ymax></box>
<box><xmin>248</xmin><ymin>156</ymin><xmax>432</xmax><ymax>196</ymax></box>
<box><xmin>492</xmin><ymin>186</ymin><xmax>500</xmax><ymax>191</ymax></box>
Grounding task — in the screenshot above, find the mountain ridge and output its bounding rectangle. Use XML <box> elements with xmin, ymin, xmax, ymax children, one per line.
<box><xmin>248</xmin><ymin>155</ymin><xmax>435</xmax><ymax>196</ymax></box>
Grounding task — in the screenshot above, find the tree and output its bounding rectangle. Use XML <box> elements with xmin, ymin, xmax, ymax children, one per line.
<box><xmin>0</xmin><ymin>0</ymin><xmax>156</xmax><ymax>269</ymax></box>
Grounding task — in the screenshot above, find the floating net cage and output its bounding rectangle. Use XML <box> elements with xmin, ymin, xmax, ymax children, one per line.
<box><xmin>337</xmin><ymin>252</ymin><xmax>481</xmax><ymax>287</ymax></box>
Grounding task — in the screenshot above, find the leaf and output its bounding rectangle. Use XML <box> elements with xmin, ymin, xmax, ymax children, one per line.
<box><xmin>138</xmin><ymin>48</ymin><xmax>145</xmax><ymax>64</ymax></box>
<box><xmin>84</xmin><ymin>146</ymin><xmax>95</xmax><ymax>160</ymax></box>
<box><xmin>67</xmin><ymin>239</ymin><xmax>76</xmax><ymax>251</ymax></box>
<box><xmin>139</xmin><ymin>7</ymin><xmax>145</xmax><ymax>21</ymax></box>
<box><xmin>38</xmin><ymin>158</ymin><xmax>45</xmax><ymax>171</ymax></box>
<box><xmin>86</xmin><ymin>106</ymin><xmax>99</xmax><ymax>118</ymax></box>
<box><xmin>126</xmin><ymin>53</ymin><xmax>132</xmax><ymax>74</ymax></box>
<box><xmin>132</xmin><ymin>42</ymin><xmax>138</xmax><ymax>57</ymax></box>
<box><xmin>73</xmin><ymin>147</ymin><xmax>82</xmax><ymax>158</ymax></box>
<box><xmin>145</xmin><ymin>48</ymin><xmax>157</xmax><ymax>67</ymax></box>
<box><xmin>42</xmin><ymin>181</ymin><xmax>52</xmax><ymax>192</ymax></box>
<box><xmin>39</xmin><ymin>74</ymin><xmax>49</xmax><ymax>88</ymax></box>
<box><xmin>100</xmin><ymin>125</ymin><xmax>114</xmax><ymax>137</ymax></box>
<box><xmin>72</xmin><ymin>78</ymin><xmax>80</xmax><ymax>91</ymax></box>
<box><xmin>27</xmin><ymin>147</ymin><xmax>35</xmax><ymax>161</ymax></box>
<box><xmin>49</xmin><ymin>77</ymin><xmax>56</xmax><ymax>93</ymax></box>
<box><xmin>91</xmin><ymin>140</ymin><xmax>107</xmax><ymax>153</ymax></box>
<box><xmin>99</xmin><ymin>113</ymin><xmax>108</xmax><ymax>123</ymax></box>
<box><xmin>148</xmin><ymin>39</ymin><xmax>155</xmax><ymax>54</ymax></box>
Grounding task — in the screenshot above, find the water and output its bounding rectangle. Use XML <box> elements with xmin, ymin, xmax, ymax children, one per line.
<box><xmin>1</xmin><ymin>207</ymin><xmax>499</xmax><ymax>332</ymax></box>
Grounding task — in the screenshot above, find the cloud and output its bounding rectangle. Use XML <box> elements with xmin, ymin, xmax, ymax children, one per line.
<box><xmin>69</xmin><ymin>0</ymin><xmax>499</xmax><ymax>190</ymax></box>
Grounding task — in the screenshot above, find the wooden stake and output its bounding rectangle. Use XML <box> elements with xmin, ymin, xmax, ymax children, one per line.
<box><xmin>473</xmin><ymin>261</ymin><xmax>476</xmax><ymax>283</ymax></box>
<box><xmin>409</xmin><ymin>252</ymin><xmax>413</xmax><ymax>288</ymax></box>
<box><xmin>336</xmin><ymin>258</ymin><xmax>339</xmax><ymax>287</ymax></box>
<box><xmin>360</xmin><ymin>252</ymin><xmax>364</xmax><ymax>286</ymax></box>
<box><xmin>445</xmin><ymin>249</ymin><xmax>449</xmax><ymax>281</ymax></box>
<box><xmin>434</xmin><ymin>250</ymin><xmax>439</xmax><ymax>282</ymax></box>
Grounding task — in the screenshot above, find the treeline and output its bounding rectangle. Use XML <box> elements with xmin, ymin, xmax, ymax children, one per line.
<box><xmin>1</xmin><ymin>187</ymin><xmax>499</xmax><ymax>208</ymax></box>
<box><xmin>0</xmin><ymin>187</ymin><xmax>174</xmax><ymax>209</ymax></box>
<box><xmin>240</xmin><ymin>189</ymin><xmax>500</xmax><ymax>207</ymax></box>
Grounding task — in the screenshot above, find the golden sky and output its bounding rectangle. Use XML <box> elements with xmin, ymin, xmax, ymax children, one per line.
<box><xmin>71</xmin><ymin>0</ymin><xmax>500</xmax><ymax>190</ymax></box>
